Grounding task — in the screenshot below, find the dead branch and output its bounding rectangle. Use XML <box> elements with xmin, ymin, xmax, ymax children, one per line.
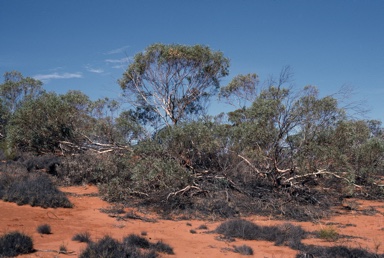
<box><xmin>167</xmin><ymin>185</ymin><xmax>202</xmax><ymax>200</ymax></box>
<box><xmin>237</xmin><ymin>154</ymin><xmax>262</xmax><ymax>174</ymax></box>
<box><xmin>283</xmin><ymin>169</ymin><xmax>363</xmax><ymax>188</ymax></box>
<box><xmin>59</xmin><ymin>135</ymin><xmax>131</xmax><ymax>155</ymax></box>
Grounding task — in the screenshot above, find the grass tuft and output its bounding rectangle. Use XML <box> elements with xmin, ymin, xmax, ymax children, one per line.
<box><xmin>72</xmin><ymin>232</ymin><xmax>91</xmax><ymax>243</ymax></box>
<box><xmin>37</xmin><ymin>224</ymin><xmax>51</xmax><ymax>234</ymax></box>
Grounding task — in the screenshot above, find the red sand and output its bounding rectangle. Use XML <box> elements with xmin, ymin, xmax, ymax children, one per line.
<box><xmin>1</xmin><ymin>185</ymin><xmax>383</xmax><ymax>257</ymax></box>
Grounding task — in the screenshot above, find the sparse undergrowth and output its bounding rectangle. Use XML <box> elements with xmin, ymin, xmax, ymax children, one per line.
<box><xmin>0</xmin><ymin>231</ymin><xmax>34</xmax><ymax>257</ymax></box>
<box><xmin>216</xmin><ymin>219</ymin><xmax>384</xmax><ymax>257</ymax></box>
<box><xmin>79</xmin><ymin>233</ymin><xmax>174</xmax><ymax>258</ymax></box>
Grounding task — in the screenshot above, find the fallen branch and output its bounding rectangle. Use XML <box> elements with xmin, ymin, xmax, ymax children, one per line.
<box><xmin>284</xmin><ymin>169</ymin><xmax>363</xmax><ymax>188</ymax></box>
<box><xmin>167</xmin><ymin>185</ymin><xmax>202</xmax><ymax>200</ymax></box>
<box><xmin>237</xmin><ymin>154</ymin><xmax>262</xmax><ymax>174</ymax></box>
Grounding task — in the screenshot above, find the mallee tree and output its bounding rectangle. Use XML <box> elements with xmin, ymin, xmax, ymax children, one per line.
<box><xmin>119</xmin><ymin>43</ymin><xmax>230</xmax><ymax>129</ymax></box>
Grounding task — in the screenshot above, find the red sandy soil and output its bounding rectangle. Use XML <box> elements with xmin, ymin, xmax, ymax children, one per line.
<box><xmin>1</xmin><ymin>185</ymin><xmax>383</xmax><ymax>258</ymax></box>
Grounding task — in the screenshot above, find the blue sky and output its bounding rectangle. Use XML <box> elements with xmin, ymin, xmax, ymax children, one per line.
<box><xmin>1</xmin><ymin>0</ymin><xmax>383</xmax><ymax>121</ymax></box>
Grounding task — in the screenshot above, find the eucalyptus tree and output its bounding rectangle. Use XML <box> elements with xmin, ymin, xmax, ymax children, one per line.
<box><xmin>0</xmin><ymin>71</ymin><xmax>44</xmax><ymax>114</ymax></box>
<box><xmin>119</xmin><ymin>43</ymin><xmax>230</xmax><ymax>129</ymax></box>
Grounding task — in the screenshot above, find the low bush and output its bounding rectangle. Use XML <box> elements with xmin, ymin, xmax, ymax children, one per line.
<box><xmin>2</xmin><ymin>172</ymin><xmax>72</xmax><ymax>208</ymax></box>
<box><xmin>0</xmin><ymin>231</ymin><xmax>34</xmax><ymax>257</ymax></box>
<box><xmin>72</xmin><ymin>232</ymin><xmax>91</xmax><ymax>243</ymax></box>
<box><xmin>36</xmin><ymin>224</ymin><xmax>51</xmax><ymax>234</ymax></box>
<box><xmin>79</xmin><ymin>234</ymin><xmax>173</xmax><ymax>258</ymax></box>
<box><xmin>216</xmin><ymin>219</ymin><xmax>306</xmax><ymax>248</ymax></box>
<box><xmin>123</xmin><ymin>234</ymin><xmax>151</xmax><ymax>249</ymax></box>
<box><xmin>316</xmin><ymin>226</ymin><xmax>339</xmax><ymax>242</ymax></box>
<box><xmin>233</xmin><ymin>245</ymin><xmax>254</xmax><ymax>255</ymax></box>
<box><xmin>297</xmin><ymin>245</ymin><xmax>384</xmax><ymax>258</ymax></box>
<box><xmin>150</xmin><ymin>240</ymin><xmax>174</xmax><ymax>255</ymax></box>
<box><xmin>79</xmin><ymin>235</ymin><xmax>126</xmax><ymax>258</ymax></box>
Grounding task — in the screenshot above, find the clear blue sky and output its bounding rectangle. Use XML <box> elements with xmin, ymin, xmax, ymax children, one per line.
<box><xmin>1</xmin><ymin>0</ymin><xmax>383</xmax><ymax>121</ymax></box>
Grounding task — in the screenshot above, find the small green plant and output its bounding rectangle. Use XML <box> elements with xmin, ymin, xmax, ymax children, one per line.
<box><xmin>37</xmin><ymin>224</ymin><xmax>51</xmax><ymax>234</ymax></box>
<box><xmin>317</xmin><ymin>226</ymin><xmax>339</xmax><ymax>242</ymax></box>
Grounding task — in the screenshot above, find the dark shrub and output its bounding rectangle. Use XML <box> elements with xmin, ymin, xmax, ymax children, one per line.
<box><xmin>22</xmin><ymin>154</ymin><xmax>61</xmax><ymax>175</ymax></box>
<box><xmin>2</xmin><ymin>172</ymin><xmax>72</xmax><ymax>208</ymax></box>
<box><xmin>216</xmin><ymin>219</ymin><xmax>306</xmax><ymax>249</ymax></box>
<box><xmin>215</xmin><ymin>219</ymin><xmax>260</xmax><ymax>240</ymax></box>
<box><xmin>233</xmin><ymin>245</ymin><xmax>254</xmax><ymax>255</ymax></box>
<box><xmin>72</xmin><ymin>232</ymin><xmax>91</xmax><ymax>243</ymax></box>
<box><xmin>297</xmin><ymin>245</ymin><xmax>384</xmax><ymax>258</ymax></box>
<box><xmin>36</xmin><ymin>224</ymin><xmax>51</xmax><ymax>234</ymax></box>
<box><xmin>79</xmin><ymin>235</ymin><xmax>170</xmax><ymax>258</ymax></box>
<box><xmin>151</xmin><ymin>240</ymin><xmax>174</xmax><ymax>255</ymax></box>
<box><xmin>0</xmin><ymin>231</ymin><xmax>34</xmax><ymax>257</ymax></box>
<box><xmin>123</xmin><ymin>234</ymin><xmax>151</xmax><ymax>249</ymax></box>
<box><xmin>79</xmin><ymin>235</ymin><xmax>125</xmax><ymax>258</ymax></box>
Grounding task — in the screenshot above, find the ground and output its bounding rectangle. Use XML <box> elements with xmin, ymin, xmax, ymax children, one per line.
<box><xmin>1</xmin><ymin>185</ymin><xmax>383</xmax><ymax>257</ymax></box>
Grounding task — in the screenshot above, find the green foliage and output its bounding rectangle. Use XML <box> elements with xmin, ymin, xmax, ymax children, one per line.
<box><xmin>155</xmin><ymin>120</ymin><xmax>223</xmax><ymax>170</ymax></box>
<box><xmin>0</xmin><ymin>71</ymin><xmax>44</xmax><ymax>114</ymax></box>
<box><xmin>5</xmin><ymin>91</ymin><xmax>91</xmax><ymax>153</ymax></box>
<box><xmin>219</xmin><ymin>73</ymin><xmax>258</xmax><ymax>108</ymax></box>
<box><xmin>317</xmin><ymin>226</ymin><xmax>339</xmax><ymax>242</ymax></box>
<box><xmin>119</xmin><ymin>43</ymin><xmax>230</xmax><ymax>127</ymax></box>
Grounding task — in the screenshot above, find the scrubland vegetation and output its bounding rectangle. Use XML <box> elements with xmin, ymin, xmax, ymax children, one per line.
<box><xmin>0</xmin><ymin>44</ymin><xmax>383</xmax><ymax>218</ymax></box>
<box><xmin>0</xmin><ymin>44</ymin><xmax>383</xmax><ymax>256</ymax></box>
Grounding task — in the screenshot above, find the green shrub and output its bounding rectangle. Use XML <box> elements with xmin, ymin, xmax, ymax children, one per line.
<box><xmin>0</xmin><ymin>231</ymin><xmax>34</xmax><ymax>257</ymax></box>
<box><xmin>317</xmin><ymin>226</ymin><xmax>339</xmax><ymax>242</ymax></box>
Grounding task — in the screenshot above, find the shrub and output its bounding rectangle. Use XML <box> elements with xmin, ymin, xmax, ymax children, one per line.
<box><xmin>2</xmin><ymin>172</ymin><xmax>72</xmax><ymax>208</ymax></box>
<box><xmin>79</xmin><ymin>235</ymin><xmax>125</xmax><ymax>258</ymax></box>
<box><xmin>72</xmin><ymin>232</ymin><xmax>91</xmax><ymax>243</ymax></box>
<box><xmin>216</xmin><ymin>219</ymin><xmax>306</xmax><ymax>248</ymax></box>
<box><xmin>0</xmin><ymin>231</ymin><xmax>34</xmax><ymax>257</ymax></box>
<box><xmin>198</xmin><ymin>224</ymin><xmax>208</xmax><ymax>230</ymax></box>
<box><xmin>123</xmin><ymin>234</ymin><xmax>151</xmax><ymax>249</ymax></box>
<box><xmin>151</xmin><ymin>240</ymin><xmax>174</xmax><ymax>255</ymax></box>
<box><xmin>317</xmin><ymin>226</ymin><xmax>339</xmax><ymax>242</ymax></box>
<box><xmin>79</xmin><ymin>234</ymin><xmax>173</xmax><ymax>258</ymax></box>
<box><xmin>233</xmin><ymin>245</ymin><xmax>254</xmax><ymax>255</ymax></box>
<box><xmin>37</xmin><ymin>224</ymin><xmax>51</xmax><ymax>234</ymax></box>
<box><xmin>297</xmin><ymin>245</ymin><xmax>384</xmax><ymax>258</ymax></box>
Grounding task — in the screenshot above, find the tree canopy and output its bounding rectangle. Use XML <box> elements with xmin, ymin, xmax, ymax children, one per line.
<box><xmin>119</xmin><ymin>43</ymin><xmax>230</xmax><ymax>128</ymax></box>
